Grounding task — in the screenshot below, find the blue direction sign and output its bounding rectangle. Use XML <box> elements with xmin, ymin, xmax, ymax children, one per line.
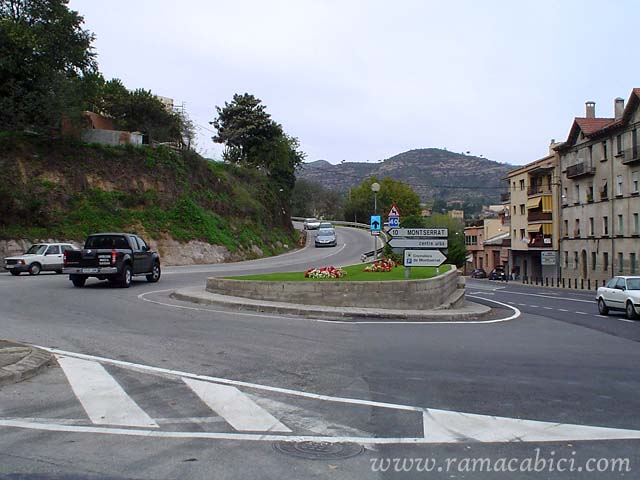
<box><xmin>388</xmin><ymin>216</ymin><xmax>400</xmax><ymax>228</ymax></box>
<box><xmin>370</xmin><ymin>215</ymin><xmax>382</xmax><ymax>231</ymax></box>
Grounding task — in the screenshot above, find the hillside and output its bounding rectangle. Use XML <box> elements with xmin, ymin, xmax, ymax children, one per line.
<box><xmin>0</xmin><ymin>134</ymin><xmax>297</xmax><ymax>263</ymax></box>
<box><xmin>298</xmin><ymin>149</ymin><xmax>514</xmax><ymax>205</ymax></box>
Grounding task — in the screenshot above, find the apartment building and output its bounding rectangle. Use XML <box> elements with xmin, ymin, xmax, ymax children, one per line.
<box><xmin>504</xmin><ymin>151</ymin><xmax>560</xmax><ymax>281</ymax></box>
<box><xmin>556</xmin><ymin>89</ymin><xmax>640</xmax><ymax>285</ymax></box>
<box><xmin>464</xmin><ymin>217</ymin><xmax>510</xmax><ymax>273</ymax></box>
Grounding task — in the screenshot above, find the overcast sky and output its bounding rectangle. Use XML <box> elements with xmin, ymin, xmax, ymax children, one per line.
<box><xmin>69</xmin><ymin>0</ymin><xmax>639</xmax><ymax>166</ymax></box>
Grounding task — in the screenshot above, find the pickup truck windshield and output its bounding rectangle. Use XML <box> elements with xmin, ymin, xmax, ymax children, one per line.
<box><xmin>85</xmin><ymin>235</ymin><xmax>129</xmax><ymax>249</ymax></box>
<box><xmin>25</xmin><ymin>245</ymin><xmax>47</xmax><ymax>255</ymax></box>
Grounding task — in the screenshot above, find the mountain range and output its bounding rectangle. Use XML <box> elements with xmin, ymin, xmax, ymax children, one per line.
<box><xmin>297</xmin><ymin>148</ymin><xmax>515</xmax><ymax>205</ymax></box>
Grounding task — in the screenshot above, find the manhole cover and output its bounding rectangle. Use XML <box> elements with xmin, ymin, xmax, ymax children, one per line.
<box><xmin>273</xmin><ymin>440</ymin><xmax>364</xmax><ymax>460</ymax></box>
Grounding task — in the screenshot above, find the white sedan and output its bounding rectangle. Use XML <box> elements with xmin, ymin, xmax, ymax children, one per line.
<box><xmin>4</xmin><ymin>243</ymin><xmax>79</xmax><ymax>276</ymax></box>
<box><xmin>596</xmin><ymin>276</ymin><xmax>640</xmax><ymax>319</ymax></box>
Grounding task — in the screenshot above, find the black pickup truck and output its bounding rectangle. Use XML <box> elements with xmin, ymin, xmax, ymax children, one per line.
<box><xmin>63</xmin><ymin>233</ymin><xmax>161</xmax><ymax>288</ymax></box>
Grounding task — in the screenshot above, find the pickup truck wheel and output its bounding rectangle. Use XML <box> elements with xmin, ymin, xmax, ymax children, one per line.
<box><xmin>626</xmin><ymin>301</ymin><xmax>638</xmax><ymax>320</ymax></box>
<box><xmin>70</xmin><ymin>275</ymin><xmax>86</xmax><ymax>288</ymax></box>
<box><xmin>146</xmin><ymin>262</ymin><xmax>161</xmax><ymax>283</ymax></box>
<box><xmin>28</xmin><ymin>263</ymin><xmax>41</xmax><ymax>276</ymax></box>
<box><xmin>120</xmin><ymin>264</ymin><xmax>132</xmax><ymax>288</ymax></box>
<box><xmin>597</xmin><ymin>298</ymin><xmax>609</xmax><ymax>315</ymax></box>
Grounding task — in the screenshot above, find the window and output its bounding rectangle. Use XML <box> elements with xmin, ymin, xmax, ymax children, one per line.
<box><xmin>633</xmin><ymin>171</ymin><xmax>639</xmax><ymax>193</ymax></box>
<box><xmin>601</xmin><ymin>180</ymin><xmax>608</xmax><ymax>200</ymax></box>
<box><xmin>591</xmin><ymin>252</ymin><xmax>597</xmax><ymax>271</ymax></box>
<box><xmin>519</xmin><ymin>228</ymin><xmax>525</xmax><ymax>240</ymax></box>
<box><xmin>618</xmin><ymin>252</ymin><xmax>624</xmax><ymax>273</ymax></box>
<box><xmin>634</xmin><ymin>213</ymin><xmax>639</xmax><ymax>235</ymax></box>
<box><xmin>574</xmin><ymin>184</ymin><xmax>580</xmax><ymax>203</ymax></box>
<box><xmin>136</xmin><ymin>236</ymin><xmax>148</xmax><ymax>251</ymax></box>
<box><xmin>61</xmin><ymin>245</ymin><xmax>74</xmax><ymax>253</ymax></box>
<box><xmin>603</xmin><ymin>252</ymin><xmax>609</xmax><ymax>271</ymax></box>
<box><xmin>513</xmin><ymin>229</ymin><xmax>516</xmax><ymax>238</ymax></box>
<box><xmin>602</xmin><ymin>140</ymin><xmax>608</xmax><ymax>160</ymax></box>
<box><xmin>603</xmin><ymin>216</ymin><xmax>609</xmax><ymax>236</ymax></box>
<box><xmin>45</xmin><ymin>245</ymin><xmax>60</xmax><ymax>255</ymax></box>
<box><xmin>512</xmin><ymin>181</ymin><xmax>516</xmax><ymax>190</ymax></box>
<box><xmin>574</xmin><ymin>219</ymin><xmax>580</xmax><ymax>237</ymax></box>
<box><xmin>632</xmin><ymin>253</ymin><xmax>637</xmax><ymax>275</ymax></box>
<box><xmin>563</xmin><ymin>220</ymin><xmax>569</xmax><ymax>237</ymax></box>
<box><xmin>519</xmin><ymin>179</ymin><xmax>525</xmax><ymax>190</ymax></box>
<box><xmin>606</xmin><ymin>277</ymin><xmax>617</xmax><ymax>289</ymax></box>
<box><xmin>563</xmin><ymin>187</ymin><xmax>568</xmax><ymax>204</ymax></box>
<box><xmin>588</xmin><ymin>145</ymin><xmax>593</xmax><ymax>162</ymax></box>
<box><xmin>520</xmin><ymin>204</ymin><xmax>525</xmax><ymax>215</ymax></box>
<box><xmin>573</xmin><ymin>251</ymin><xmax>579</xmax><ymax>269</ymax></box>
<box><xmin>587</xmin><ymin>184</ymin><xmax>594</xmax><ymax>202</ymax></box>
<box><xmin>615</xmin><ymin>277</ymin><xmax>626</xmax><ymax>289</ymax></box>
<box><xmin>513</xmin><ymin>205</ymin><xmax>517</xmax><ymax>215</ymax></box>
<box><xmin>564</xmin><ymin>251</ymin><xmax>568</xmax><ymax>268</ymax></box>
<box><xmin>634</xmin><ymin>129</ymin><xmax>638</xmax><ymax>158</ymax></box>
<box><xmin>616</xmin><ymin>175</ymin><xmax>623</xmax><ymax>196</ymax></box>
<box><xmin>618</xmin><ymin>214</ymin><xmax>624</xmax><ymax>236</ymax></box>
<box><xmin>589</xmin><ymin>217</ymin><xmax>594</xmax><ymax>236</ymax></box>
<box><xmin>617</xmin><ymin>134</ymin><xmax>623</xmax><ymax>155</ymax></box>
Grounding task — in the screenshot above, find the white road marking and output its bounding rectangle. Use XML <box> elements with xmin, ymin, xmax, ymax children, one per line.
<box><xmin>56</xmin><ymin>355</ymin><xmax>158</xmax><ymax>428</ymax></box>
<box><xmin>559</xmin><ymin>309</ymin><xmax>569</xmax><ymax>312</ymax></box>
<box><xmin>528</xmin><ymin>305</ymin><xmax>539</xmax><ymax>308</ymax></box>
<box><xmin>422</xmin><ymin>410</ymin><xmax>640</xmax><ymax>443</ymax></box>
<box><xmin>543</xmin><ymin>307</ymin><xmax>553</xmax><ymax>310</ymax></box>
<box><xmin>183</xmin><ymin>378</ymin><xmax>291</xmax><ymax>433</ymax></box>
<box><xmin>597</xmin><ymin>315</ymin><xmax>609</xmax><ymax>318</ymax></box>
<box><xmin>616</xmin><ymin>318</ymin><xmax>635</xmax><ymax>323</ymax></box>
<box><xmin>575</xmin><ymin>312</ymin><xmax>588</xmax><ymax>315</ymax></box>
<box><xmin>485</xmin><ymin>290</ymin><xmax>594</xmax><ymax>303</ymax></box>
<box><xmin>138</xmin><ymin>291</ymin><xmax>521</xmax><ymax>325</ymax></box>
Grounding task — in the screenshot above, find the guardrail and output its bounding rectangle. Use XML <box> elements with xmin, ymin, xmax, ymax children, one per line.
<box><xmin>291</xmin><ymin>217</ymin><xmax>386</xmax><ymax>261</ymax></box>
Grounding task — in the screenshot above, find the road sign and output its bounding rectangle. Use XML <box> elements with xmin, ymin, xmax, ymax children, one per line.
<box><xmin>541</xmin><ymin>251</ymin><xmax>557</xmax><ymax>266</ymax></box>
<box><xmin>370</xmin><ymin>215</ymin><xmax>381</xmax><ymax>231</ymax></box>
<box><xmin>388</xmin><ymin>238</ymin><xmax>448</xmax><ymax>249</ymax></box>
<box><xmin>404</xmin><ymin>249</ymin><xmax>446</xmax><ymax>267</ymax></box>
<box><xmin>387</xmin><ymin>204</ymin><xmax>401</xmax><ymax>218</ymax></box>
<box><xmin>371</xmin><ymin>230</ymin><xmax>380</xmax><ymax>236</ymax></box>
<box><xmin>387</xmin><ymin>228</ymin><xmax>448</xmax><ymax>238</ymax></box>
<box><xmin>388</xmin><ymin>216</ymin><xmax>400</xmax><ymax>228</ymax></box>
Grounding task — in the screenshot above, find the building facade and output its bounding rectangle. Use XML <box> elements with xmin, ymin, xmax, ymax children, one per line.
<box><xmin>464</xmin><ymin>218</ymin><xmax>510</xmax><ymax>274</ymax></box>
<box><xmin>556</xmin><ymin>90</ymin><xmax>640</xmax><ymax>285</ymax></box>
<box><xmin>504</xmin><ymin>151</ymin><xmax>560</xmax><ymax>281</ymax></box>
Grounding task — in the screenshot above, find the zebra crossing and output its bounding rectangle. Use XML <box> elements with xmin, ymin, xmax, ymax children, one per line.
<box><xmin>2</xmin><ymin>348</ymin><xmax>640</xmax><ymax>445</ymax></box>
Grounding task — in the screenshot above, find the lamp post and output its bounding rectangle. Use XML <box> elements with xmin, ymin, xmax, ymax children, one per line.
<box><xmin>371</xmin><ymin>182</ymin><xmax>380</xmax><ymax>260</ymax></box>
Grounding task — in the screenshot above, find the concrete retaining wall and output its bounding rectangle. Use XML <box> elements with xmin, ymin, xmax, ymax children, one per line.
<box><xmin>207</xmin><ymin>267</ymin><xmax>464</xmax><ymax>310</ymax></box>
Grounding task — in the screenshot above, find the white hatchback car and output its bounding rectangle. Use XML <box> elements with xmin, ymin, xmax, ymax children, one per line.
<box><xmin>4</xmin><ymin>243</ymin><xmax>79</xmax><ymax>276</ymax></box>
<box><xmin>596</xmin><ymin>276</ymin><xmax>640</xmax><ymax>319</ymax></box>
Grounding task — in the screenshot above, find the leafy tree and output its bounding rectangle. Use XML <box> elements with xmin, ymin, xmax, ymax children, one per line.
<box><xmin>0</xmin><ymin>0</ymin><xmax>97</xmax><ymax>132</ymax></box>
<box><xmin>343</xmin><ymin>176</ymin><xmax>421</xmax><ymax>223</ymax></box>
<box><xmin>423</xmin><ymin>213</ymin><xmax>467</xmax><ymax>267</ymax></box>
<box><xmin>291</xmin><ymin>178</ymin><xmax>345</xmax><ymax>218</ymax></box>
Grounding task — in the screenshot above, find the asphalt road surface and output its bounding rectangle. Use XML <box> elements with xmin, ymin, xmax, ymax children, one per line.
<box><xmin>1</xmin><ymin>228</ymin><xmax>639</xmax><ymax>480</ymax></box>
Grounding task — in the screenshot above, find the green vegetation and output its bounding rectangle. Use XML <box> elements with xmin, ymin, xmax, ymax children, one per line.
<box><xmin>343</xmin><ymin>176</ymin><xmax>421</xmax><ymax>224</ymax></box>
<box><xmin>0</xmin><ymin>134</ymin><xmax>297</xmax><ymax>254</ymax></box>
<box><xmin>228</xmin><ymin>263</ymin><xmax>453</xmax><ymax>282</ymax></box>
<box><xmin>290</xmin><ymin>178</ymin><xmax>345</xmax><ymax>219</ymax></box>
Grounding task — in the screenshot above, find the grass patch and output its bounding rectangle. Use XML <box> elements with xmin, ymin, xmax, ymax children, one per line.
<box><xmin>228</xmin><ymin>263</ymin><xmax>454</xmax><ymax>282</ymax></box>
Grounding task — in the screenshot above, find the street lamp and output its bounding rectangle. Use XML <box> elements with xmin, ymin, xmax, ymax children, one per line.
<box><xmin>371</xmin><ymin>182</ymin><xmax>380</xmax><ymax>260</ymax></box>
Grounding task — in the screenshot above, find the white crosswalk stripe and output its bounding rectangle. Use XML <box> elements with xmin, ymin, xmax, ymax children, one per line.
<box><xmin>183</xmin><ymin>378</ymin><xmax>291</xmax><ymax>432</ymax></box>
<box><xmin>57</xmin><ymin>356</ymin><xmax>158</xmax><ymax>428</ymax></box>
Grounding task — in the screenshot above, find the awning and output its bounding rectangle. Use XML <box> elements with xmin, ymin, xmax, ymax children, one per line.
<box><xmin>541</xmin><ymin>196</ymin><xmax>553</xmax><ymax>213</ymax></box>
<box><xmin>527</xmin><ymin>224</ymin><xmax>543</xmax><ymax>233</ymax></box>
<box><xmin>542</xmin><ymin>224</ymin><xmax>553</xmax><ymax>235</ymax></box>
<box><xmin>526</xmin><ymin>197</ymin><xmax>542</xmax><ymax>209</ymax></box>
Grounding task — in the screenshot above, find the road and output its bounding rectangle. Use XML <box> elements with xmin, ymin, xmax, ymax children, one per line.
<box><xmin>0</xmin><ymin>228</ymin><xmax>639</xmax><ymax>479</ymax></box>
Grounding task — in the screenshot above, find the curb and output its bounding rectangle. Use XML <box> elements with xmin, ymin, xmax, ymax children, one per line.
<box><xmin>0</xmin><ymin>343</ymin><xmax>54</xmax><ymax>387</ymax></box>
<box><xmin>171</xmin><ymin>287</ymin><xmax>493</xmax><ymax>322</ymax></box>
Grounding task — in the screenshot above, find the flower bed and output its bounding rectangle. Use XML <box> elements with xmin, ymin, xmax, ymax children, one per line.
<box><xmin>304</xmin><ymin>266</ymin><xmax>347</xmax><ymax>279</ymax></box>
<box><xmin>363</xmin><ymin>258</ymin><xmax>398</xmax><ymax>273</ymax></box>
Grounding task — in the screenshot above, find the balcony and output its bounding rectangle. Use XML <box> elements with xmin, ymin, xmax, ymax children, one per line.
<box><xmin>527</xmin><ymin>186</ymin><xmax>552</xmax><ymax>196</ymax></box>
<box><xmin>527</xmin><ymin>211</ymin><xmax>552</xmax><ymax>222</ymax></box>
<box><xmin>622</xmin><ymin>148</ymin><xmax>640</xmax><ymax>165</ymax></box>
<box><xmin>500</xmin><ymin>192</ymin><xmax>511</xmax><ymax>203</ymax></box>
<box><xmin>529</xmin><ymin>236</ymin><xmax>553</xmax><ymax>248</ymax></box>
<box><xmin>566</xmin><ymin>161</ymin><xmax>596</xmax><ymax>178</ymax></box>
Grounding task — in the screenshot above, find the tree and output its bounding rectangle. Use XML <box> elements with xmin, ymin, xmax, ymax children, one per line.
<box><xmin>291</xmin><ymin>179</ymin><xmax>345</xmax><ymax>218</ymax></box>
<box><xmin>0</xmin><ymin>0</ymin><xmax>97</xmax><ymax>132</ymax></box>
<box><xmin>423</xmin><ymin>213</ymin><xmax>467</xmax><ymax>267</ymax></box>
<box><xmin>343</xmin><ymin>176</ymin><xmax>421</xmax><ymax>223</ymax></box>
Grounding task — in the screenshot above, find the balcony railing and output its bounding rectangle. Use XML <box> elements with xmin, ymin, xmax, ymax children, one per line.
<box><xmin>529</xmin><ymin>236</ymin><xmax>553</xmax><ymax>248</ymax></box>
<box><xmin>527</xmin><ymin>186</ymin><xmax>552</xmax><ymax>196</ymax></box>
<box><xmin>566</xmin><ymin>162</ymin><xmax>596</xmax><ymax>178</ymax></box>
<box><xmin>500</xmin><ymin>192</ymin><xmax>511</xmax><ymax>203</ymax></box>
<box><xmin>527</xmin><ymin>211</ymin><xmax>552</xmax><ymax>222</ymax></box>
<box><xmin>622</xmin><ymin>147</ymin><xmax>640</xmax><ymax>165</ymax></box>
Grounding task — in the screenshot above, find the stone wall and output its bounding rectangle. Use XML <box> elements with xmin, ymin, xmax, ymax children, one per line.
<box><xmin>206</xmin><ymin>267</ymin><xmax>464</xmax><ymax>310</ymax></box>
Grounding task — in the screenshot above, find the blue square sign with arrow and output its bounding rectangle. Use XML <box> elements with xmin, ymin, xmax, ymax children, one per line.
<box><xmin>370</xmin><ymin>215</ymin><xmax>381</xmax><ymax>231</ymax></box>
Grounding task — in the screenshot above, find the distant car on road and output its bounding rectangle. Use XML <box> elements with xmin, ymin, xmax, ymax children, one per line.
<box><xmin>318</xmin><ymin>221</ymin><xmax>333</xmax><ymax>230</ymax></box>
<box><xmin>4</xmin><ymin>243</ymin><xmax>79</xmax><ymax>276</ymax></box>
<box><xmin>596</xmin><ymin>276</ymin><xmax>640</xmax><ymax>319</ymax></box>
<box><xmin>315</xmin><ymin>228</ymin><xmax>337</xmax><ymax>247</ymax></box>
<box><xmin>63</xmin><ymin>233</ymin><xmax>161</xmax><ymax>288</ymax></box>
<box><xmin>303</xmin><ymin>218</ymin><xmax>321</xmax><ymax>230</ymax></box>
<box><xmin>488</xmin><ymin>266</ymin><xmax>506</xmax><ymax>281</ymax></box>
<box><xmin>470</xmin><ymin>268</ymin><xmax>487</xmax><ymax>279</ymax></box>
